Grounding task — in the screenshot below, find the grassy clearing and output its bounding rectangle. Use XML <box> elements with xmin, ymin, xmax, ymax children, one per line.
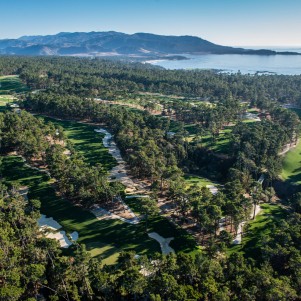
<box><xmin>0</xmin><ymin>94</ymin><xmax>16</xmax><ymax>103</ymax></box>
<box><xmin>168</xmin><ymin>121</ymin><xmax>232</xmax><ymax>154</ymax></box>
<box><xmin>2</xmin><ymin>156</ymin><xmax>198</xmax><ymax>260</ymax></box>
<box><xmin>184</xmin><ymin>174</ymin><xmax>217</xmax><ymax>188</ymax></box>
<box><xmin>0</xmin><ymin>75</ymin><xmax>29</xmax><ymax>94</ymax></box>
<box><xmin>281</xmin><ymin>140</ymin><xmax>301</xmax><ymax>184</ymax></box>
<box><xmin>201</xmin><ymin>128</ymin><xmax>232</xmax><ymax>154</ymax></box>
<box><xmin>0</xmin><ymin>95</ymin><xmax>16</xmax><ymax>112</ymax></box>
<box><xmin>85</xmin><ymin>242</ymin><xmax>120</xmax><ymax>265</ymax></box>
<box><xmin>281</xmin><ymin>108</ymin><xmax>301</xmax><ymax>185</ymax></box>
<box><xmin>228</xmin><ymin>203</ymin><xmax>287</xmax><ymax>258</ymax></box>
<box><xmin>38</xmin><ymin>116</ymin><xmax>117</xmax><ymax>170</ymax></box>
<box><xmin>1</xmin><ymin>156</ymin><xmax>159</xmax><ymax>259</ymax></box>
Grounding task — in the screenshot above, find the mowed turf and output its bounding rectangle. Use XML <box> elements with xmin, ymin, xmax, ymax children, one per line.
<box><xmin>0</xmin><ymin>95</ymin><xmax>16</xmax><ymax>112</ymax></box>
<box><xmin>184</xmin><ymin>174</ymin><xmax>217</xmax><ymax>189</ymax></box>
<box><xmin>2</xmin><ymin>155</ymin><xmax>198</xmax><ymax>261</ymax></box>
<box><xmin>228</xmin><ymin>203</ymin><xmax>287</xmax><ymax>258</ymax></box>
<box><xmin>281</xmin><ymin>140</ymin><xmax>301</xmax><ymax>184</ymax></box>
<box><xmin>124</xmin><ymin>197</ymin><xmax>197</xmax><ymax>254</ymax></box>
<box><xmin>0</xmin><ymin>75</ymin><xmax>29</xmax><ymax>94</ymax></box>
<box><xmin>1</xmin><ymin>156</ymin><xmax>160</xmax><ymax>261</ymax></box>
<box><xmin>38</xmin><ymin>116</ymin><xmax>116</xmax><ymax>170</ymax></box>
<box><xmin>281</xmin><ymin>108</ymin><xmax>301</xmax><ymax>185</ymax></box>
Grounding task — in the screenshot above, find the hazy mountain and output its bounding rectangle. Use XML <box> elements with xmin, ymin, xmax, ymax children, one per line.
<box><xmin>0</xmin><ymin>31</ymin><xmax>299</xmax><ymax>57</ymax></box>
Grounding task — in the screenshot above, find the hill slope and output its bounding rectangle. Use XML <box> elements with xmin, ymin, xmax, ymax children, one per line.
<box><xmin>0</xmin><ymin>31</ymin><xmax>299</xmax><ymax>57</ymax></box>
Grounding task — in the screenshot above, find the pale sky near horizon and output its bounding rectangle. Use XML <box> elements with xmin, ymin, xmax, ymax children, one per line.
<box><xmin>1</xmin><ymin>0</ymin><xmax>301</xmax><ymax>46</ymax></box>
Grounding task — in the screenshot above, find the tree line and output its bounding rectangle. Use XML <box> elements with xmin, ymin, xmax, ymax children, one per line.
<box><xmin>0</xmin><ymin>182</ymin><xmax>300</xmax><ymax>300</ymax></box>
<box><xmin>0</xmin><ymin>111</ymin><xmax>122</xmax><ymax>208</ymax></box>
<box><xmin>1</xmin><ymin>56</ymin><xmax>301</xmax><ymax>104</ymax></box>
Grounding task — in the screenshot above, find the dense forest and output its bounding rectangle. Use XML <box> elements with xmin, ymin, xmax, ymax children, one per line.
<box><xmin>1</xmin><ymin>178</ymin><xmax>300</xmax><ymax>300</ymax></box>
<box><xmin>0</xmin><ymin>56</ymin><xmax>301</xmax><ymax>300</ymax></box>
<box><xmin>0</xmin><ymin>56</ymin><xmax>301</xmax><ymax>104</ymax></box>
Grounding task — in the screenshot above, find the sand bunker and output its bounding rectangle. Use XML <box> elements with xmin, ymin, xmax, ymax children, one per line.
<box><xmin>148</xmin><ymin>232</ymin><xmax>175</xmax><ymax>255</ymax></box>
<box><xmin>92</xmin><ymin>128</ymin><xmax>151</xmax><ymax>224</ymax></box>
<box><xmin>94</xmin><ymin>128</ymin><xmax>148</xmax><ymax>194</ymax></box>
<box><xmin>45</xmin><ymin>231</ymin><xmax>73</xmax><ymax>248</ymax></box>
<box><xmin>38</xmin><ymin>214</ymin><xmax>78</xmax><ymax>247</ymax></box>
<box><xmin>18</xmin><ymin>187</ymin><xmax>29</xmax><ymax>201</ymax></box>
<box><xmin>38</xmin><ymin>214</ymin><xmax>62</xmax><ymax>231</ymax></box>
<box><xmin>70</xmin><ymin>231</ymin><xmax>79</xmax><ymax>241</ymax></box>
<box><xmin>206</xmin><ymin>185</ymin><xmax>218</xmax><ymax>195</ymax></box>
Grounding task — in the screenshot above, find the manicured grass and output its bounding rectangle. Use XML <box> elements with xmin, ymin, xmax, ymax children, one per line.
<box><xmin>246</xmin><ymin>108</ymin><xmax>259</xmax><ymax>114</ymax></box>
<box><xmin>168</xmin><ymin>120</ymin><xmax>232</xmax><ymax>154</ymax></box>
<box><xmin>124</xmin><ymin>197</ymin><xmax>198</xmax><ymax>255</ymax></box>
<box><xmin>0</xmin><ymin>75</ymin><xmax>29</xmax><ymax>94</ymax></box>
<box><xmin>0</xmin><ymin>95</ymin><xmax>16</xmax><ymax>112</ymax></box>
<box><xmin>281</xmin><ymin>139</ymin><xmax>301</xmax><ymax>184</ymax></box>
<box><xmin>0</xmin><ymin>95</ymin><xmax>16</xmax><ymax>103</ymax></box>
<box><xmin>85</xmin><ymin>242</ymin><xmax>120</xmax><ymax>265</ymax></box>
<box><xmin>2</xmin><ymin>156</ymin><xmax>198</xmax><ymax>261</ymax></box>
<box><xmin>38</xmin><ymin>116</ymin><xmax>117</xmax><ymax>170</ymax></box>
<box><xmin>1</xmin><ymin>156</ymin><xmax>158</xmax><ymax>257</ymax></box>
<box><xmin>184</xmin><ymin>174</ymin><xmax>216</xmax><ymax>188</ymax></box>
<box><xmin>201</xmin><ymin>128</ymin><xmax>232</xmax><ymax>154</ymax></box>
<box><xmin>280</xmin><ymin>108</ymin><xmax>301</xmax><ymax>184</ymax></box>
<box><xmin>228</xmin><ymin>203</ymin><xmax>287</xmax><ymax>258</ymax></box>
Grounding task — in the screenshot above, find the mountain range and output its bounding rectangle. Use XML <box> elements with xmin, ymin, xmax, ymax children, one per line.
<box><xmin>0</xmin><ymin>31</ymin><xmax>299</xmax><ymax>58</ymax></box>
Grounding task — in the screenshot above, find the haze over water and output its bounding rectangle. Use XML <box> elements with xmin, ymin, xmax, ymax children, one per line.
<box><xmin>149</xmin><ymin>48</ymin><xmax>301</xmax><ymax>75</ymax></box>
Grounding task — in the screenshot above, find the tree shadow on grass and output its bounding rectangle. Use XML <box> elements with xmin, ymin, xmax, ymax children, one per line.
<box><xmin>241</xmin><ymin>204</ymin><xmax>288</xmax><ymax>261</ymax></box>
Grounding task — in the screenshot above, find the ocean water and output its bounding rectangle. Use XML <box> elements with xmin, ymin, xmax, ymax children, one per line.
<box><xmin>148</xmin><ymin>47</ymin><xmax>301</xmax><ymax>75</ymax></box>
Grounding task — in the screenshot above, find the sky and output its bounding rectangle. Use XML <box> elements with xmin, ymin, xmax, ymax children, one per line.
<box><xmin>1</xmin><ymin>0</ymin><xmax>301</xmax><ymax>46</ymax></box>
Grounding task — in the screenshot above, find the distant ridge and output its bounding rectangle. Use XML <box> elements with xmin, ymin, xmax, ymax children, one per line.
<box><xmin>0</xmin><ymin>31</ymin><xmax>300</xmax><ymax>57</ymax></box>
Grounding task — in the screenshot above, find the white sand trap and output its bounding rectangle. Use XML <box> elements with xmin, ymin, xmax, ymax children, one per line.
<box><xmin>70</xmin><ymin>231</ymin><xmax>79</xmax><ymax>241</ymax></box>
<box><xmin>94</xmin><ymin>128</ymin><xmax>148</xmax><ymax>193</ymax></box>
<box><xmin>45</xmin><ymin>231</ymin><xmax>72</xmax><ymax>248</ymax></box>
<box><xmin>148</xmin><ymin>232</ymin><xmax>175</xmax><ymax>255</ymax></box>
<box><xmin>206</xmin><ymin>185</ymin><xmax>218</xmax><ymax>195</ymax></box>
<box><xmin>18</xmin><ymin>187</ymin><xmax>29</xmax><ymax>201</ymax></box>
<box><xmin>92</xmin><ymin>128</ymin><xmax>149</xmax><ymax>223</ymax></box>
<box><xmin>233</xmin><ymin>205</ymin><xmax>261</xmax><ymax>244</ymax></box>
<box><xmin>39</xmin><ymin>215</ymin><xmax>78</xmax><ymax>247</ymax></box>
<box><xmin>38</xmin><ymin>214</ymin><xmax>62</xmax><ymax>231</ymax></box>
